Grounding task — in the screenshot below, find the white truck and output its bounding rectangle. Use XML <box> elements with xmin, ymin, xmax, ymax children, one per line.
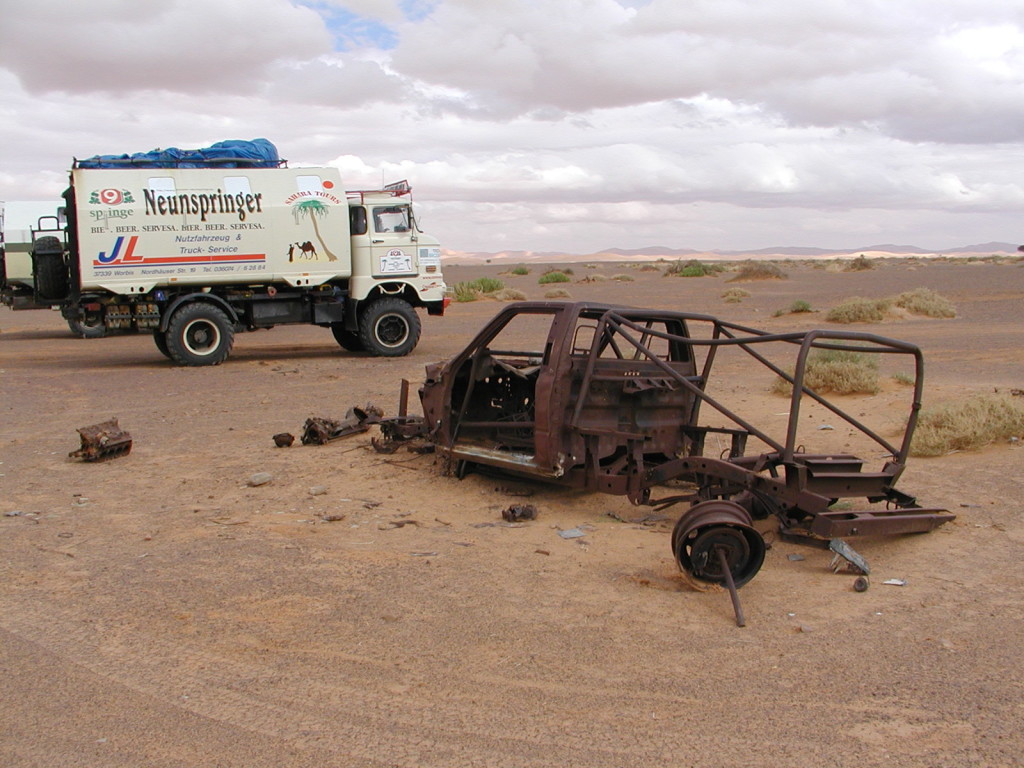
<box><xmin>13</xmin><ymin>145</ymin><xmax>448</xmax><ymax>364</ymax></box>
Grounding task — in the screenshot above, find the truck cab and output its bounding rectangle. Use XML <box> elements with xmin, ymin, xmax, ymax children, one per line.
<box><xmin>346</xmin><ymin>181</ymin><xmax>444</xmax><ymax>326</ymax></box>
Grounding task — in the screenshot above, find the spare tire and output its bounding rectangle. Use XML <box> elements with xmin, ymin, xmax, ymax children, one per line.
<box><xmin>33</xmin><ymin>236</ymin><xmax>69</xmax><ymax>300</ymax></box>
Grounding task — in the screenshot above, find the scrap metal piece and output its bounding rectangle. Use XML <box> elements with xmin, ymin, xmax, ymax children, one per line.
<box><xmin>370</xmin><ymin>436</ymin><xmax>402</xmax><ymax>454</ymax></box>
<box><xmin>273</xmin><ymin>432</ymin><xmax>295</xmax><ymax>447</ymax></box>
<box><xmin>716</xmin><ymin>545</ymin><xmax>746</xmax><ymax>627</ymax></box>
<box><xmin>501</xmin><ymin>504</ymin><xmax>538</xmax><ymax>522</ymax></box>
<box><xmin>828</xmin><ymin>538</ymin><xmax>870</xmax><ymax>575</ymax></box>
<box><xmin>378</xmin><ymin>416</ymin><xmax>430</xmax><ymax>442</ymax></box>
<box><xmin>69</xmin><ymin>418</ymin><xmax>132</xmax><ymax>462</ymax></box>
<box><xmin>300</xmin><ymin>405</ymin><xmax>383</xmax><ymax>445</ymax></box>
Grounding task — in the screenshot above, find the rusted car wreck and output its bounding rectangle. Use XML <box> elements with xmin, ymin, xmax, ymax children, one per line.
<box><xmin>386</xmin><ymin>301</ymin><xmax>952</xmax><ymax>610</ymax></box>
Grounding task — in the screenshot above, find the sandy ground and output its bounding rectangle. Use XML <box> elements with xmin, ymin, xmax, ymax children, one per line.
<box><xmin>1</xmin><ymin>258</ymin><xmax>1023</xmax><ymax>767</ymax></box>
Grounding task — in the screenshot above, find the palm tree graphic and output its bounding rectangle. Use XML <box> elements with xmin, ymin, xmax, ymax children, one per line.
<box><xmin>291</xmin><ymin>199</ymin><xmax>339</xmax><ymax>262</ymax></box>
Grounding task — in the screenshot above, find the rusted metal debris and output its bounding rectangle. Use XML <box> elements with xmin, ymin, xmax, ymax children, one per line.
<box><xmin>273</xmin><ymin>432</ymin><xmax>295</xmax><ymax>448</ymax></box>
<box><xmin>69</xmin><ymin>417</ymin><xmax>132</xmax><ymax>462</ymax></box>
<box><xmin>501</xmin><ymin>503</ymin><xmax>538</xmax><ymax>522</ymax></box>
<box><xmin>384</xmin><ymin>301</ymin><xmax>955</xmax><ymax>619</ymax></box>
<box><xmin>300</xmin><ymin>405</ymin><xmax>383</xmax><ymax>445</ymax></box>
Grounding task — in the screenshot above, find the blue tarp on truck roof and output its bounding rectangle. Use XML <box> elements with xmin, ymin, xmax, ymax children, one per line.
<box><xmin>75</xmin><ymin>139</ymin><xmax>282</xmax><ymax>169</ymax></box>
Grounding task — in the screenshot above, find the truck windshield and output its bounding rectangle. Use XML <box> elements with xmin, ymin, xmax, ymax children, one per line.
<box><xmin>373</xmin><ymin>206</ymin><xmax>409</xmax><ymax>233</ymax></box>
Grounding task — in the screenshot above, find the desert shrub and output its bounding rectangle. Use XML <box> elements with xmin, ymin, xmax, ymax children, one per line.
<box><xmin>492</xmin><ymin>288</ymin><xmax>527</xmax><ymax>302</ymax></box>
<box><xmin>539</xmin><ymin>271</ymin><xmax>571</xmax><ymax>284</ymax></box>
<box><xmin>772</xmin><ymin>348</ymin><xmax>880</xmax><ymax>396</ymax></box>
<box><xmin>639</xmin><ymin>263</ymin><xmax>661</xmax><ymax>272</ymax></box>
<box><xmin>891</xmin><ymin>371</ymin><xmax>915</xmax><ymax>386</ymax></box>
<box><xmin>825</xmin><ymin>297</ymin><xmax>890</xmax><ymax>323</ymax></box>
<box><xmin>721</xmin><ymin>287</ymin><xmax>751</xmax><ymax>303</ymax></box>
<box><xmin>611</xmin><ymin>273</ymin><xmax>635</xmax><ymax>282</ymax></box>
<box><xmin>726</xmin><ymin>261</ymin><xmax>787</xmax><ymax>282</ymax></box>
<box><xmin>911</xmin><ymin>394</ymin><xmax>1024</xmax><ymax>456</ymax></box>
<box><xmin>893</xmin><ymin>288</ymin><xmax>956</xmax><ymax>318</ymax></box>
<box><xmin>845</xmin><ymin>254</ymin><xmax>874</xmax><ymax>272</ymax></box>
<box><xmin>452</xmin><ymin>282</ymin><xmax>481</xmax><ymax>302</ymax></box>
<box><xmin>475</xmin><ymin>277</ymin><xmax>505</xmax><ymax>293</ymax></box>
<box><xmin>773</xmin><ymin>299</ymin><xmax>813</xmax><ymax>317</ymax></box>
<box><xmin>577</xmin><ymin>274</ymin><xmax>608</xmax><ymax>283</ymax></box>
<box><xmin>544</xmin><ymin>288</ymin><xmax>572</xmax><ymax>299</ymax></box>
<box><xmin>664</xmin><ymin>259</ymin><xmax>724</xmax><ymax>278</ymax></box>
<box><xmin>509</xmin><ymin>265</ymin><xmax>530</xmax><ymax>276</ymax></box>
<box><xmin>452</xmin><ymin>277</ymin><xmax>505</xmax><ymax>302</ymax></box>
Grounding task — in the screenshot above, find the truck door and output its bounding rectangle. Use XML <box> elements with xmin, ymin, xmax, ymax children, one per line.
<box><xmin>370</xmin><ymin>204</ymin><xmax>417</xmax><ymax>277</ymax></box>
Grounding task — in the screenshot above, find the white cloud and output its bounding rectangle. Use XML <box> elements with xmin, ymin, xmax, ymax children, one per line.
<box><xmin>1</xmin><ymin>0</ymin><xmax>1023</xmax><ymax>253</ymax></box>
<box><xmin>0</xmin><ymin>0</ymin><xmax>330</xmax><ymax>94</ymax></box>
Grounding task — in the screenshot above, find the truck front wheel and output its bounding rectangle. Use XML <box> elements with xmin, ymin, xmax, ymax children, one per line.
<box><xmin>165</xmin><ymin>303</ymin><xmax>234</xmax><ymax>366</ymax></box>
<box><xmin>358</xmin><ymin>297</ymin><xmax>420</xmax><ymax>357</ymax></box>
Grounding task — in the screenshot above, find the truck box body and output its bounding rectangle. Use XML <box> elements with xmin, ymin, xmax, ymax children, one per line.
<box><xmin>75</xmin><ymin>167</ymin><xmax>355</xmax><ymax>294</ymax></box>
<box><xmin>72</xmin><ymin>167</ymin><xmax>444</xmax><ymax>307</ymax></box>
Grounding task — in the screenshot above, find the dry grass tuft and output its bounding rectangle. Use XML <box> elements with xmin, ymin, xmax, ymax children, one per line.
<box><xmin>664</xmin><ymin>259</ymin><xmax>725</xmax><ymax>278</ymax></box>
<box><xmin>826</xmin><ymin>297</ymin><xmax>891</xmax><ymax>323</ymax></box>
<box><xmin>826</xmin><ymin>288</ymin><xmax>957</xmax><ymax>323</ymax></box>
<box><xmin>893</xmin><ymin>288</ymin><xmax>957</xmax><ymax>318</ymax></box>
<box><xmin>492</xmin><ymin>288</ymin><xmax>527</xmax><ymax>302</ymax></box>
<box><xmin>844</xmin><ymin>254</ymin><xmax>874</xmax><ymax>272</ymax></box>
<box><xmin>773</xmin><ymin>299</ymin><xmax>813</xmax><ymax>317</ymax></box>
<box><xmin>721</xmin><ymin>287</ymin><xmax>751</xmax><ymax>303</ymax></box>
<box><xmin>538</xmin><ymin>271</ymin><xmax>571</xmax><ymax>284</ymax></box>
<box><xmin>772</xmin><ymin>348</ymin><xmax>880</xmax><ymax>396</ymax></box>
<box><xmin>452</xmin><ymin>277</ymin><xmax>506</xmax><ymax>302</ymax></box>
<box><xmin>911</xmin><ymin>394</ymin><xmax>1024</xmax><ymax>456</ymax></box>
<box><xmin>544</xmin><ymin>288</ymin><xmax>572</xmax><ymax>299</ymax></box>
<box><xmin>727</xmin><ymin>261</ymin><xmax>787</xmax><ymax>282</ymax></box>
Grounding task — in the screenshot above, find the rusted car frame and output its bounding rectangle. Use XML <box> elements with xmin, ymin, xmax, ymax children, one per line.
<box><xmin>403</xmin><ymin>301</ymin><xmax>952</xmax><ymax>598</ymax></box>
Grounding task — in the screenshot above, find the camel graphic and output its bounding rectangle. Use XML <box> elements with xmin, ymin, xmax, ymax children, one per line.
<box><xmin>287</xmin><ymin>241</ymin><xmax>318</xmax><ymax>262</ymax></box>
<box><xmin>291</xmin><ymin>199</ymin><xmax>339</xmax><ymax>262</ymax></box>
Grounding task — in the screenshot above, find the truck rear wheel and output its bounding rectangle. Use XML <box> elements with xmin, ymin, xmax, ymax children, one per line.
<box><xmin>165</xmin><ymin>303</ymin><xmax>234</xmax><ymax>366</ymax></box>
<box><xmin>68</xmin><ymin>315</ymin><xmax>107</xmax><ymax>339</ymax></box>
<box><xmin>331</xmin><ymin>322</ymin><xmax>365</xmax><ymax>352</ymax></box>
<box><xmin>358</xmin><ymin>298</ymin><xmax>420</xmax><ymax>357</ymax></box>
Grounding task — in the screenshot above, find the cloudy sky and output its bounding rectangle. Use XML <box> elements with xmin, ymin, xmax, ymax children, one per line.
<box><xmin>1</xmin><ymin>0</ymin><xmax>1022</xmax><ymax>254</ymax></box>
